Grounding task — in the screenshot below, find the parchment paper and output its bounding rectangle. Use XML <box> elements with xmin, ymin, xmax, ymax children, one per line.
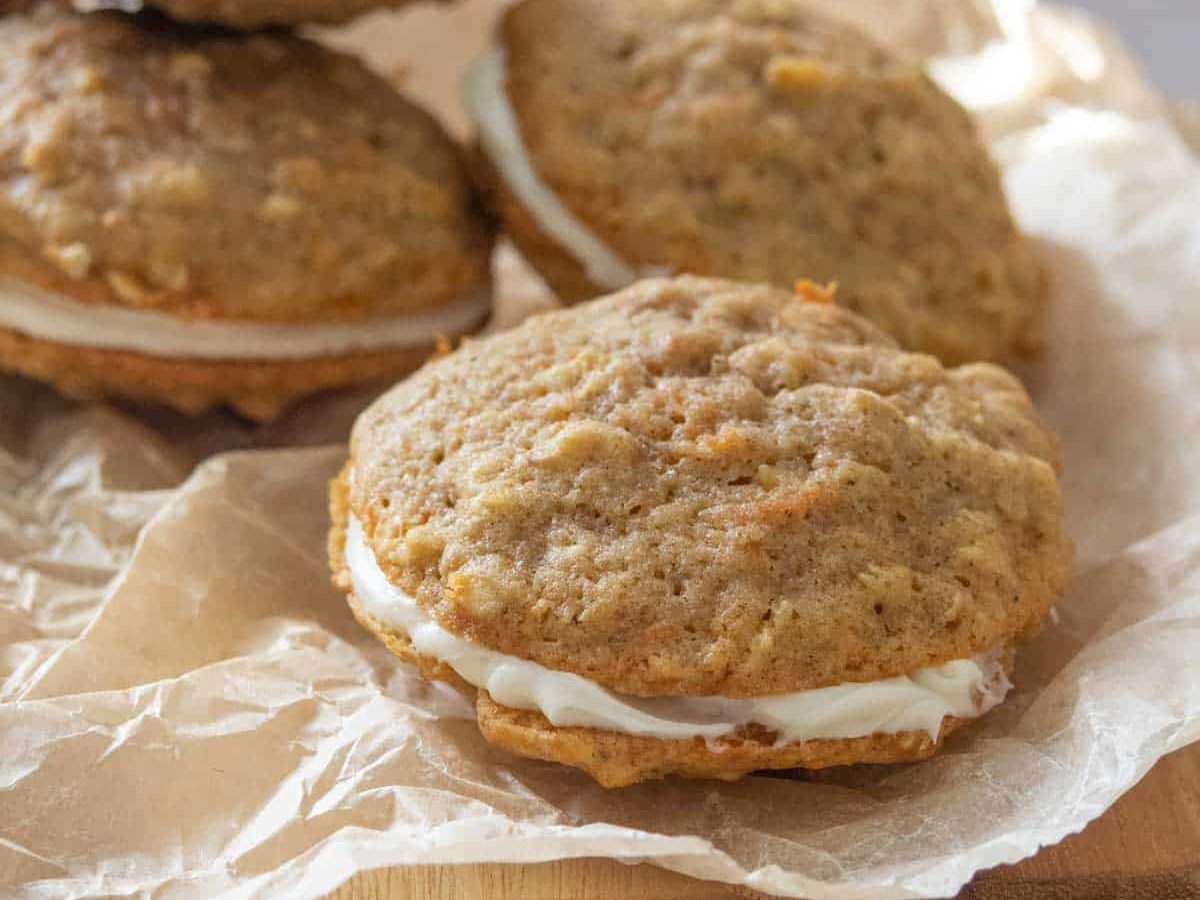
<box><xmin>2</xmin><ymin>2</ymin><xmax>1198</xmax><ymax>898</ymax></box>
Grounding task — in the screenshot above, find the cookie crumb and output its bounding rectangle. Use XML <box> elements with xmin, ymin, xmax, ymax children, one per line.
<box><xmin>73</xmin><ymin>64</ymin><xmax>107</xmax><ymax>94</ymax></box>
<box><xmin>46</xmin><ymin>242</ymin><xmax>93</xmax><ymax>280</ymax></box>
<box><xmin>168</xmin><ymin>52</ymin><xmax>212</xmax><ymax>81</ymax></box>
<box><xmin>259</xmin><ymin>193</ymin><xmax>303</xmax><ymax>222</ymax></box>
<box><xmin>765</xmin><ymin>56</ymin><xmax>840</xmax><ymax>92</ymax></box>
<box><xmin>153</xmin><ymin>164</ymin><xmax>211</xmax><ymax>209</ymax></box>
<box><xmin>105</xmin><ymin>270</ymin><xmax>153</xmax><ymax>306</ymax></box>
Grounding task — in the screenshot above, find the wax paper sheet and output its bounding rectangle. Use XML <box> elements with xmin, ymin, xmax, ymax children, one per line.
<box><xmin>2</xmin><ymin>1</ymin><xmax>1199</xmax><ymax>898</ymax></box>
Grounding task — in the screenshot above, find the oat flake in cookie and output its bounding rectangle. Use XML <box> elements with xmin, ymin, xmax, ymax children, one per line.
<box><xmin>466</xmin><ymin>0</ymin><xmax>1046</xmax><ymax>366</ymax></box>
<box><xmin>330</xmin><ymin>276</ymin><xmax>1072</xmax><ymax>786</ymax></box>
<box><xmin>0</xmin><ymin>4</ymin><xmax>492</xmax><ymax>420</ymax></box>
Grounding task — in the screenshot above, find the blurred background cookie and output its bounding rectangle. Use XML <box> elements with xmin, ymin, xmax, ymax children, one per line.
<box><xmin>73</xmin><ymin>0</ymin><xmax>451</xmax><ymax>30</ymax></box>
<box><xmin>466</xmin><ymin>0</ymin><xmax>1045</xmax><ymax>365</ymax></box>
<box><xmin>0</xmin><ymin>4</ymin><xmax>493</xmax><ymax>419</ymax></box>
<box><xmin>331</xmin><ymin>276</ymin><xmax>1072</xmax><ymax>785</ymax></box>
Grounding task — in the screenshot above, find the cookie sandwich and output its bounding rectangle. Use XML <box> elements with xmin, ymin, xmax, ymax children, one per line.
<box><xmin>331</xmin><ymin>276</ymin><xmax>1072</xmax><ymax>786</ymax></box>
<box><xmin>466</xmin><ymin>0</ymin><xmax>1044</xmax><ymax>365</ymax></box>
<box><xmin>0</xmin><ymin>4</ymin><xmax>492</xmax><ymax>420</ymax></box>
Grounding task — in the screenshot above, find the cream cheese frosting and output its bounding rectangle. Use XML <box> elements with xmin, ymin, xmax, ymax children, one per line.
<box><xmin>465</xmin><ymin>48</ymin><xmax>643</xmax><ymax>292</ymax></box>
<box><xmin>346</xmin><ymin>513</ymin><xmax>1012</xmax><ymax>745</ymax></box>
<box><xmin>0</xmin><ymin>277</ymin><xmax>490</xmax><ymax>360</ymax></box>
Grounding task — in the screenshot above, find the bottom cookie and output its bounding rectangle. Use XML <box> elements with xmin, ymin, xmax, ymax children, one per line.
<box><xmin>0</xmin><ymin>326</ymin><xmax>443</xmax><ymax>422</ymax></box>
<box><xmin>474</xmin><ymin>692</ymin><xmax>973</xmax><ymax>788</ymax></box>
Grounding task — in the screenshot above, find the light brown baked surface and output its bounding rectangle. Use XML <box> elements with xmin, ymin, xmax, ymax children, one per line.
<box><xmin>112</xmin><ymin>0</ymin><xmax>443</xmax><ymax>29</ymax></box>
<box><xmin>482</xmin><ymin>0</ymin><xmax>1045</xmax><ymax>365</ymax></box>
<box><xmin>330</xmin><ymin>464</ymin><xmax>990</xmax><ymax>786</ymax></box>
<box><xmin>0</xmin><ymin>324</ymin><xmax>451</xmax><ymax>421</ymax></box>
<box><xmin>347</xmin><ymin>276</ymin><xmax>1071</xmax><ymax>698</ymax></box>
<box><xmin>0</xmin><ymin>3</ymin><xmax>491</xmax><ymax>323</ymax></box>
<box><xmin>472</xmin><ymin>693</ymin><xmax>978</xmax><ymax>787</ymax></box>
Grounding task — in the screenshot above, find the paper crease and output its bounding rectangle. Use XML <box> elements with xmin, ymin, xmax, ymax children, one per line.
<box><xmin>1</xmin><ymin>1</ymin><xmax>1198</xmax><ymax>898</ymax></box>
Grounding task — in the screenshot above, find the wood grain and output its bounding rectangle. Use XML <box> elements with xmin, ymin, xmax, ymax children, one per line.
<box><xmin>328</xmin><ymin>742</ymin><xmax>1200</xmax><ymax>900</ymax></box>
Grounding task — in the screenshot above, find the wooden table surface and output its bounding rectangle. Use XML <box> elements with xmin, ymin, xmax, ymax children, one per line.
<box><xmin>329</xmin><ymin>741</ymin><xmax>1200</xmax><ymax>900</ymax></box>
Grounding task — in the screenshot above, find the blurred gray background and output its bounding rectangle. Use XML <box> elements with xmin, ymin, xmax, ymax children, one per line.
<box><xmin>1074</xmin><ymin>0</ymin><xmax>1196</xmax><ymax>96</ymax></box>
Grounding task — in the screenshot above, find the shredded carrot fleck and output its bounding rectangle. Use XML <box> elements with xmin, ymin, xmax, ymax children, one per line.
<box><xmin>434</xmin><ymin>334</ymin><xmax>454</xmax><ymax>357</ymax></box>
<box><xmin>794</xmin><ymin>279</ymin><xmax>837</xmax><ymax>305</ymax></box>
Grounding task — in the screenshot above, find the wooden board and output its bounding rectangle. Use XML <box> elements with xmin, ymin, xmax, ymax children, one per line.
<box><xmin>329</xmin><ymin>742</ymin><xmax>1200</xmax><ymax>900</ymax></box>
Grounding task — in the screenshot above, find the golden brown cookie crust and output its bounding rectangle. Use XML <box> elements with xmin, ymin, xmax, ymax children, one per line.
<box><xmin>482</xmin><ymin>0</ymin><xmax>1044</xmax><ymax>364</ymax></box>
<box><xmin>330</xmin><ymin>465</ymin><xmax>995</xmax><ymax>786</ymax></box>
<box><xmin>0</xmin><ymin>4</ymin><xmax>492</xmax><ymax>323</ymax></box>
<box><xmin>0</xmin><ymin>325</ymin><xmax>457</xmax><ymax>421</ymax></box>
<box><xmin>473</xmin><ymin>693</ymin><xmax>977</xmax><ymax>787</ymax></box>
<box><xmin>347</xmin><ymin>277</ymin><xmax>1071</xmax><ymax>698</ymax></box>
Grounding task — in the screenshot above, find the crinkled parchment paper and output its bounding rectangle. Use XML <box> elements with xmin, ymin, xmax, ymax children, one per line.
<box><xmin>2</xmin><ymin>2</ymin><xmax>1198</xmax><ymax>898</ymax></box>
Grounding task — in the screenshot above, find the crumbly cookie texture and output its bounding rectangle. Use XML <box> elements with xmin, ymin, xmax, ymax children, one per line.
<box><xmin>346</xmin><ymin>277</ymin><xmax>1071</xmax><ymax>699</ymax></box>
<box><xmin>0</xmin><ymin>325</ymin><xmax>439</xmax><ymax>421</ymax></box>
<box><xmin>483</xmin><ymin>0</ymin><xmax>1044</xmax><ymax>364</ymax></box>
<box><xmin>331</xmin><ymin>460</ymin><xmax>1011</xmax><ymax>786</ymax></box>
<box><xmin>0</xmin><ymin>3</ymin><xmax>491</xmax><ymax>322</ymax></box>
<box><xmin>106</xmin><ymin>0</ymin><xmax>445</xmax><ymax>29</ymax></box>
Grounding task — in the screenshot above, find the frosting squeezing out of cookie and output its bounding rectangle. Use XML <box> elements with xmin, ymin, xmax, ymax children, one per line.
<box><xmin>0</xmin><ymin>278</ymin><xmax>490</xmax><ymax>361</ymax></box>
<box><xmin>466</xmin><ymin>49</ymin><xmax>641</xmax><ymax>291</ymax></box>
<box><xmin>346</xmin><ymin>513</ymin><xmax>1012</xmax><ymax>745</ymax></box>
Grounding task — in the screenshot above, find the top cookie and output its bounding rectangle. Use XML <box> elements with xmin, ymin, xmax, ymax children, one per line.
<box><xmin>349</xmin><ymin>277</ymin><xmax>1071</xmax><ymax>698</ymax></box>
<box><xmin>483</xmin><ymin>0</ymin><xmax>1044</xmax><ymax>365</ymax></box>
<box><xmin>0</xmin><ymin>4</ymin><xmax>491</xmax><ymax>323</ymax></box>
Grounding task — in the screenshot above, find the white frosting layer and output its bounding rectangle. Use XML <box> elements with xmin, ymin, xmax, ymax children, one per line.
<box><xmin>465</xmin><ymin>48</ymin><xmax>641</xmax><ymax>291</ymax></box>
<box><xmin>0</xmin><ymin>277</ymin><xmax>489</xmax><ymax>361</ymax></box>
<box><xmin>346</xmin><ymin>514</ymin><xmax>1011</xmax><ymax>744</ymax></box>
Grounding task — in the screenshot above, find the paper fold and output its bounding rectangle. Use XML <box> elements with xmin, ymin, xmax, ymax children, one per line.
<box><xmin>1</xmin><ymin>2</ymin><xmax>1197</xmax><ymax>898</ymax></box>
